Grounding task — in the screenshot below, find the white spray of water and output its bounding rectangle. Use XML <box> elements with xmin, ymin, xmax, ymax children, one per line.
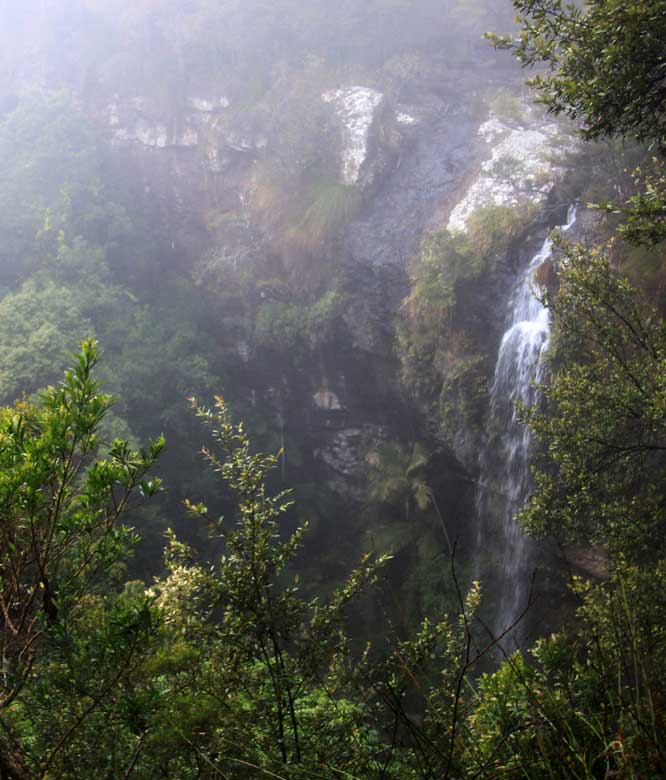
<box><xmin>477</xmin><ymin>205</ymin><xmax>577</xmax><ymax>638</ymax></box>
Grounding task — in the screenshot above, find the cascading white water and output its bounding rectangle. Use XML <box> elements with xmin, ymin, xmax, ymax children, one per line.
<box><xmin>476</xmin><ymin>206</ymin><xmax>577</xmax><ymax>639</ymax></box>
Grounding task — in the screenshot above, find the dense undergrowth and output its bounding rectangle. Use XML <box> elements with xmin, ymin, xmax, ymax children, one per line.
<box><xmin>2</xmin><ymin>327</ymin><xmax>666</xmax><ymax>779</ymax></box>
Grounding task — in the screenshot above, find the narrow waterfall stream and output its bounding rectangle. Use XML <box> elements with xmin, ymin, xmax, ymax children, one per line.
<box><xmin>476</xmin><ymin>206</ymin><xmax>577</xmax><ymax>640</ymax></box>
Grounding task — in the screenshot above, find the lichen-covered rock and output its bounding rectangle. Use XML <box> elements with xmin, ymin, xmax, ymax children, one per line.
<box><xmin>397</xmin><ymin>111</ymin><xmax>417</xmax><ymax>126</ymax></box>
<box><xmin>174</xmin><ymin>126</ymin><xmax>199</xmax><ymax>147</ymax></box>
<box><xmin>113</xmin><ymin>119</ymin><xmax>169</xmax><ymax>148</ymax></box>
<box><xmin>188</xmin><ymin>96</ymin><xmax>231</xmax><ymax>112</ymax></box>
<box><xmin>112</xmin><ymin>119</ymin><xmax>200</xmax><ymax>148</ymax></box>
<box><xmin>107</xmin><ymin>97</ymin><xmax>200</xmax><ymax>149</ymax></box>
<box><xmin>313</xmin><ymin>389</ymin><xmax>343</xmax><ymax>411</ymax></box>
<box><xmin>477</xmin><ymin>115</ymin><xmax>505</xmax><ymax>144</ymax></box>
<box><xmin>221</xmin><ymin>130</ymin><xmax>268</xmax><ymax>153</ymax></box>
<box><xmin>448</xmin><ymin>108</ymin><xmax>576</xmax><ymax>233</ymax></box>
<box><xmin>323</xmin><ymin>87</ymin><xmax>386</xmax><ymax>185</ymax></box>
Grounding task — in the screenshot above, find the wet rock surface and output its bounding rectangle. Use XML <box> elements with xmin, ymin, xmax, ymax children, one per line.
<box><xmin>315</xmin><ymin>424</ymin><xmax>388</xmax><ymax>500</ymax></box>
<box><xmin>345</xmin><ymin>91</ymin><xmax>480</xmax><ymax>269</ymax></box>
<box><xmin>50</xmin><ymin>58</ymin><xmax>584</xmax><ymax>605</ymax></box>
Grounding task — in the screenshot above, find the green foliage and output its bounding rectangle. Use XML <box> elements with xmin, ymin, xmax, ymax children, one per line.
<box><xmin>397</xmin><ymin>204</ymin><xmax>531</xmax><ymax>437</ymax></box>
<box><xmin>291</xmin><ymin>178</ymin><xmax>362</xmax><ymax>248</ymax></box>
<box><xmin>403</xmin><ymin>230</ymin><xmax>476</xmax><ymax>322</ymax></box>
<box><xmin>101</xmin><ymin>284</ymin><xmax>217</xmax><ymax>430</ymax></box>
<box><xmin>595</xmin><ymin>158</ymin><xmax>666</xmax><ymax>248</ymax></box>
<box><xmin>2</xmin><ymin>352</ymin><xmax>400</xmax><ymax>779</ymax></box>
<box><xmin>367</xmin><ymin>442</ymin><xmax>452</xmax><ymax>554</ymax></box>
<box><xmin>466</xmin><ymin>561</ymin><xmax>666</xmax><ymax>780</ymax></box>
<box><xmin>307</xmin><ymin>289</ymin><xmax>348</xmax><ymax>340</ymax></box>
<box><xmin>0</xmin><ymin>342</ymin><xmax>163</xmax><ymax>776</ymax></box>
<box><xmin>479</xmin><ymin>5</ymin><xmax>666</xmax><ymax>775</ymax></box>
<box><xmin>0</xmin><ymin>89</ymin><xmax>218</xmax><ymax>519</ymax></box>
<box><xmin>397</xmin><ymin>229</ymin><xmax>476</xmax><ymax>403</ymax></box>
<box><xmin>437</xmin><ymin>349</ymin><xmax>489</xmax><ymax>436</ymax></box>
<box><xmin>7</xmin><ymin>4</ymin><xmax>666</xmax><ymax>778</ymax></box>
<box><xmin>489</xmin><ymin>0</ymin><xmax>666</xmax><ymax>143</ymax></box>
<box><xmin>401</xmin><ymin>203</ymin><xmax>531</xmax><ymax>332</ymax></box>
<box><xmin>520</xmin><ymin>241</ymin><xmax>666</xmax><ymax>561</ymax></box>
<box><xmin>254</xmin><ymin>290</ymin><xmax>348</xmax><ymax>356</ymax></box>
<box><xmin>145</xmin><ymin>395</ymin><xmax>392</xmax><ymax>776</ymax></box>
<box><xmin>0</xmin><ymin>91</ymin><xmax>123</xmax><ymax>283</ymax></box>
<box><xmin>0</xmin><ymin>235</ymin><xmax>136</xmax><ymax>403</ymax></box>
<box><xmin>466</xmin><ymin>203</ymin><xmax>535</xmax><ymax>258</ymax></box>
<box><xmin>8</xmin><ymin>348</ymin><xmax>666</xmax><ymax>780</ymax></box>
<box><xmin>368</xmin><ymin>442</ymin><xmax>429</xmax><ymax>508</ymax></box>
<box><xmin>0</xmin><ymin>279</ymin><xmax>95</xmax><ymax>399</ymax></box>
<box><xmin>254</xmin><ymin>301</ymin><xmax>309</xmax><ymax>355</ymax></box>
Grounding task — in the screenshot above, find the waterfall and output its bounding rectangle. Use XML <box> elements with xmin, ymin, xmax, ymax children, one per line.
<box><xmin>476</xmin><ymin>205</ymin><xmax>577</xmax><ymax>640</ymax></box>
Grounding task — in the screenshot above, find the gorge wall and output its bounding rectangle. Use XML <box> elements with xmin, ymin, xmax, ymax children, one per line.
<box><xmin>0</xmin><ymin>0</ymin><xmax>591</xmax><ymax>634</ymax></box>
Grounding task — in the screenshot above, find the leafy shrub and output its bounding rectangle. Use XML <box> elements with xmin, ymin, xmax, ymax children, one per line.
<box><xmin>291</xmin><ymin>178</ymin><xmax>362</xmax><ymax>249</ymax></box>
<box><xmin>254</xmin><ymin>289</ymin><xmax>348</xmax><ymax>356</ymax></box>
<box><xmin>397</xmin><ymin>204</ymin><xmax>532</xmax><ymax>436</ymax></box>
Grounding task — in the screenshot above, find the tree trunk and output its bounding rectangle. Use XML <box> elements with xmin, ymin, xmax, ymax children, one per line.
<box><xmin>0</xmin><ymin>732</ymin><xmax>32</xmax><ymax>780</ymax></box>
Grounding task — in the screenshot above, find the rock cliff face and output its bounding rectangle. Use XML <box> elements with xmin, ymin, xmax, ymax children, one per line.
<box><xmin>94</xmin><ymin>62</ymin><xmax>585</xmax><ymax>559</ymax></box>
<box><xmin>323</xmin><ymin>87</ymin><xmax>387</xmax><ymax>186</ymax></box>
<box><xmin>441</xmin><ymin>102</ymin><xmax>578</xmax><ymax>467</ymax></box>
<box><xmin>90</xmin><ymin>79</ymin><xmax>422</xmax><ymax>271</ymax></box>
<box><xmin>0</xmin><ymin>9</ymin><xmax>585</xmax><ymax>614</ymax></box>
<box><xmin>448</xmin><ymin>108</ymin><xmax>576</xmax><ymax>233</ymax></box>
